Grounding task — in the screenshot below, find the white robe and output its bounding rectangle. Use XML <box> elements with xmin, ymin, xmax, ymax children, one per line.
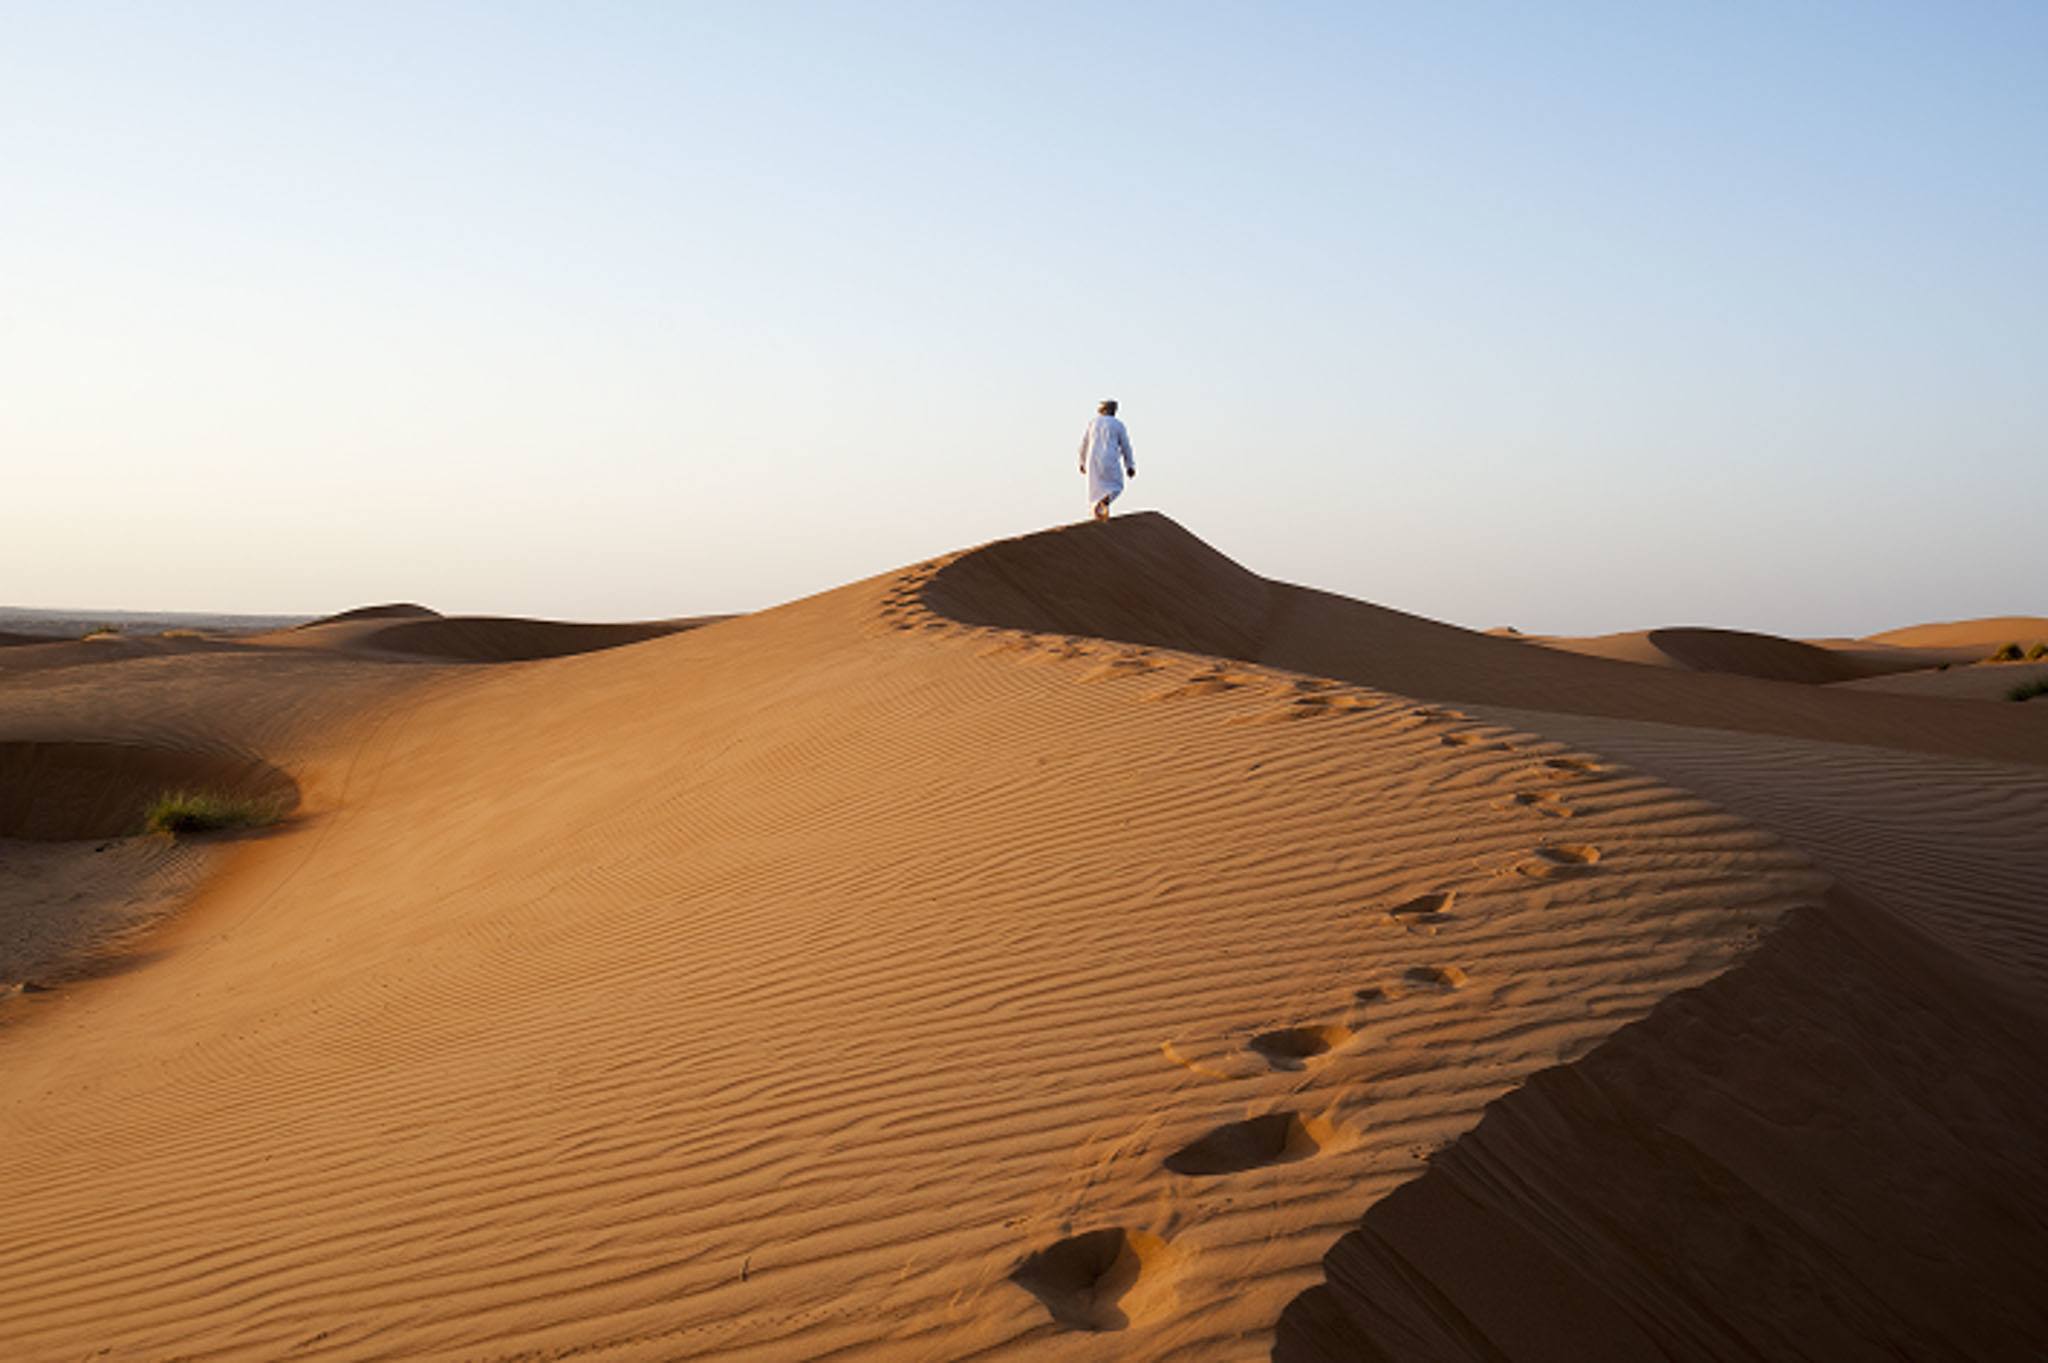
<box><xmin>1079</xmin><ymin>414</ymin><xmax>1134</xmax><ymax>508</ymax></box>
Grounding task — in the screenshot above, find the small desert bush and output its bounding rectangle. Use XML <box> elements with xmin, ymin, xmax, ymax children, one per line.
<box><xmin>2008</xmin><ymin>677</ymin><xmax>2048</xmax><ymax>703</ymax></box>
<box><xmin>142</xmin><ymin>790</ymin><xmax>284</xmax><ymax>836</ymax></box>
<box><xmin>1989</xmin><ymin>642</ymin><xmax>2025</xmax><ymax>662</ymax></box>
<box><xmin>2030</xmin><ymin>643</ymin><xmax>2048</xmax><ymax>661</ymax></box>
<box><xmin>80</xmin><ymin>624</ymin><xmax>122</xmax><ymax>640</ymax></box>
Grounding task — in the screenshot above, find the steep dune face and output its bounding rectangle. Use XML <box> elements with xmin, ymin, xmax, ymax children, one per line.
<box><xmin>926</xmin><ymin>515</ymin><xmax>2048</xmax><ymax>766</ymax></box>
<box><xmin>1275</xmin><ymin>891</ymin><xmax>2048</xmax><ymax>1363</ymax></box>
<box><xmin>1643</xmin><ymin>627</ymin><xmax>1867</xmax><ymax>682</ymax></box>
<box><xmin>0</xmin><ymin>739</ymin><xmax>296</xmax><ymax>841</ymax></box>
<box><xmin>0</xmin><ymin>537</ymin><xmax>1820</xmax><ymax>1359</ymax></box>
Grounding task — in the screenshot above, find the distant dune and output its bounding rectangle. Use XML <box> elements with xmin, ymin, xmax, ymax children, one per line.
<box><xmin>2</xmin><ymin>513</ymin><xmax>2042</xmax><ymax>1360</ymax></box>
<box><xmin>1867</xmin><ymin>615</ymin><xmax>2048</xmax><ymax>650</ymax></box>
<box><xmin>296</xmin><ymin>601</ymin><xmax>443</xmax><ymax>626</ymax></box>
<box><xmin>268</xmin><ymin>609</ymin><xmax>710</xmax><ymax>662</ymax></box>
<box><xmin>1525</xmin><ymin>624</ymin><xmax>1981</xmax><ymax>683</ymax></box>
<box><xmin>1496</xmin><ymin>625</ymin><xmax>1888</xmax><ymax>683</ymax></box>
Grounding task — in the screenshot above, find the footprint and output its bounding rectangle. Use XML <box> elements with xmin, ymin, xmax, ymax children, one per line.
<box><xmin>1409</xmin><ymin>707</ymin><xmax>1466</xmax><ymax>724</ymax></box>
<box><xmin>1149</xmin><ymin>678</ymin><xmax>1246</xmax><ymax>701</ymax></box>
<box><xmin>1539</xmin><ymin>757</ymin><xmax>1601</xmax><ymax>777</ymax></box>
<box><xmin>1010</xmin><ymin>1228</ymin><xmax>1178</xmax><ymax>1332</ymax></box>
<box><xmin>1495</xmin><ymin>790</ymin><xmax>1574</xmax><ymax>819</ymax></box>
<box><xmin>1386</xmin><ymin>890</ymin><xmax>1456</xmax><ymax>930</ymax></box>
<box><xmin>1439</xmin><ymin>732</ymin><xmax>1479</xmax><ymax>747</ymax></box>
<box><xmin>1082</xmin><ymin>657</ymin><xmax>1165</xmax><ymax>683</ymax></box>
<box><xmin>1189</xmin><ymin>669</ymin><xmax>1270</xmax><ymax>691</ymax></box>
<box><xmin>1247</xmin><ymin>1024</ymin><xmax>1351</xmax><ymax>1071</ymax></box>
<box><xmin>1164</xmin><ymin>1112</ymin><xmax>1328</xmax><ymax>1176</ymax></box>
<box><xmin>1514</xmin><ymin>844</ymin><xmax>1602</xmax><ymax>879</ymax></box>
<box><xmin>1403</xmin><ymin>964</ymin><xmax>1469</xmax><ymax>990</ymax></box>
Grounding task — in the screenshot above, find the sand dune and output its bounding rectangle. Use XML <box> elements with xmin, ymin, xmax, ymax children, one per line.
<box><xmin>1530</xmin><ymin>626</ymin><xmax>1867</xmax><ymax>682</ymax></box>
<box><xmin>1</xmin><ymin>516</ymin><xmax>2040</xmax><ymax>1359</ymax></box>
<box><xmin>267</xmin><ymin>610</ymin><xmax>709</xmax><ymax>662</ymax></box>
<box><xmin>298</xmin><ymin>602</ymin><xmax>444</xmax><ymax>626</ymax></box>
<box><xmin>925</xmin><ymin>516</ymin><xmax>2048</xmax><ymax>765</ymax></box>
<box><xmin>1529</xmin><ymin>627</ymin><xmax>1977</xmax><ymax>682</ymax></box>
<box><xmin>1867</xmin><ymin>615</ymin><xmax>2048</xmax><ymax>651</ymax></box>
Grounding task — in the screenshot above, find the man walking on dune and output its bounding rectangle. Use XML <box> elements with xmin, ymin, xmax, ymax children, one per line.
<box><xmin>1078</xmin><ymin>399</ymin><xmax>1136</xmax><ymax>521</ymax></box>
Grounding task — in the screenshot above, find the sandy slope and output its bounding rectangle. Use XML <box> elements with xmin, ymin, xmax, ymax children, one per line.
<box><xmin>0</xmin><ymin>531</ymin><xmax>1823</xmax><ymax>1361</ymax></box>
<box><xmin>1</xmin><ymin>515</ymin><xmax>2038</xmax><ymax>1360</ymax></box>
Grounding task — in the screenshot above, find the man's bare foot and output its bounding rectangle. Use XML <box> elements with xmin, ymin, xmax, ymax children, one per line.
<box><xmin>1093</xmin><ymin>499</ymin><xmax>1110</xmax><ymax>521</ymax></box>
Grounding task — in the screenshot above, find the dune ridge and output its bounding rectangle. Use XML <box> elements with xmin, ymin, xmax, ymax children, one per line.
<box><xmin>0</xmin><ymin>525</ymin><xmax>1827</xmax><ymax>1359</ymax></box>
<box><xmin>923</xmin><ymin>515</ymin><xmax>2048</xmax><ymax>767</ymax></box>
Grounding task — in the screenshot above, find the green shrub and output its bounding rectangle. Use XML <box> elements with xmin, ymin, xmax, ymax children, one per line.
<box><xmin>142</xmin><ymin>790</ymin><xmax>284</xmax><ymax>836</ymax></box>
<box><xmin>2029</xmin><ymin>642</ymin><xmax>2048</xmax><ymax>661</ymax></box>
<box><xmin>1989</xmin><ymin>642</ymin><xmax>2025</xmax><ymax>662</ymax></box>
<box><xmin>2008</xmin><ymin>677</ymin><xmax>2048</xmax><ymax>703</ymax></box>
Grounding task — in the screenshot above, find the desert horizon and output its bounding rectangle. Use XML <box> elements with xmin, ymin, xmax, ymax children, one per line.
<box><xmin>8</xmin><ymin>4</ymin><xmax>2045</xmax><ymax>1358</ymax></box>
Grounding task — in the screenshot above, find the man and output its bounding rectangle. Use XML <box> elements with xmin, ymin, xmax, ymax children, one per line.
<box><xmin>1078</xmin><ymin>399</ymin><xmax>1136</xmax><ymax>521</ymax></box>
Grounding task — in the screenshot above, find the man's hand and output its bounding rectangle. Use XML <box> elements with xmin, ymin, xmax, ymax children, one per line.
<box><xmin>1126</xmin><ymin>465</ymin><xmax>1137</xmax><ymax>478</ymax></box>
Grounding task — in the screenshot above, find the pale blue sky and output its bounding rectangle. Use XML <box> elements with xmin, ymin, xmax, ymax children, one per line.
<box><xmin>5</xmin><ymin>2</ymin><xmax>2042</xmax><ymax>634</ymax></box>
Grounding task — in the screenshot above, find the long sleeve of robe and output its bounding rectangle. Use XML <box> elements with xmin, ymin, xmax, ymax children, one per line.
<box><xmin>1079</xmin><ymin>415</ymin><xmax>1134</xmax><ymax>508</ymax></box>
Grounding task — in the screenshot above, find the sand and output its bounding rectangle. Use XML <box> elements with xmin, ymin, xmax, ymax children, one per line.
<box><xmin>1</xmin><ymin>514</ymin><xmax>2041</xmax><ymax>1360</ymax></box>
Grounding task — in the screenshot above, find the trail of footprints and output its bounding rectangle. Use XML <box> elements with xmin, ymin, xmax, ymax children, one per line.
<box><xmin>872</xmin><ymin>568</ymin><xmax>1619</xmax><ymax>1333</ymax></box>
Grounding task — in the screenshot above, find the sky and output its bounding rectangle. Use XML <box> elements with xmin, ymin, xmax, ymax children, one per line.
<box><xmin>4</xmin><ymin>1</ymin><xmax>2043</xmax><ymax>636</ymax></box>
